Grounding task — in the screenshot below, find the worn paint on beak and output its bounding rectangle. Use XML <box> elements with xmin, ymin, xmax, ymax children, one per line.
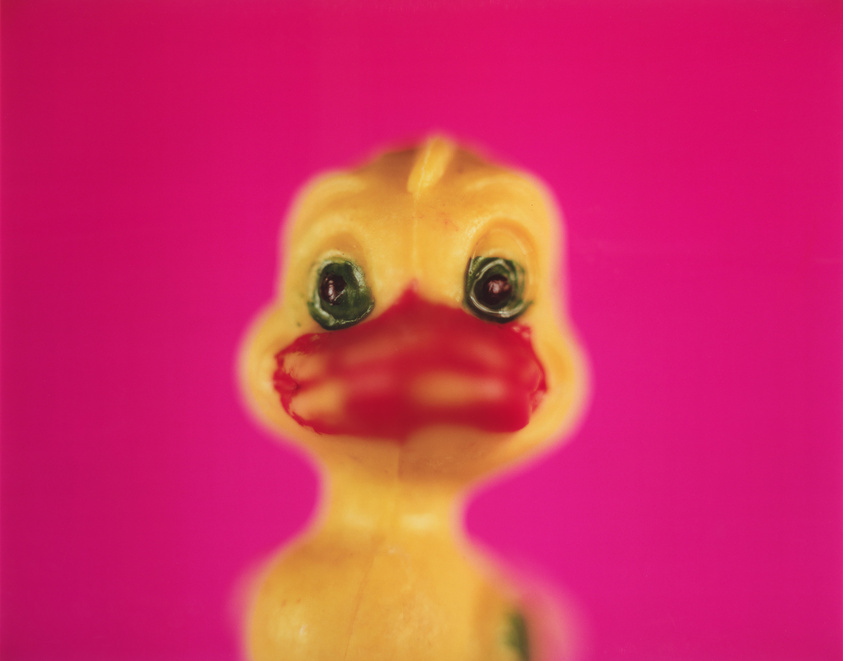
<box><xmin>274</xmin><ymin>290</ymin><xmax>546</xmax><ymax>441</ymax></box>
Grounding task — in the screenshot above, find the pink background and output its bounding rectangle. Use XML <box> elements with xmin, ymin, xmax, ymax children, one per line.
<box><xmin>2</xmin><ymin>2</ymin><xmax>841</xmax><ymax>660</ymax></box>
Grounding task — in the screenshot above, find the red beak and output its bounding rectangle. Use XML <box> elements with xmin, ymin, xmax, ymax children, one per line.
<box><xmin>274</xmin><ymin>290</ymin><xmax>546</xmax><ymax>441</ymax></box>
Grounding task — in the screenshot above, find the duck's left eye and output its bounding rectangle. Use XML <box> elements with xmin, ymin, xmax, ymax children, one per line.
<box><xmin>309</xmin><ymin>260</ymin><xmax>374</xmax><ymax>330</ymax></box>
<box><xmin>464</xmin><ymin>256</ymin><xmax>528</xmax><ymax>322</ymax></box>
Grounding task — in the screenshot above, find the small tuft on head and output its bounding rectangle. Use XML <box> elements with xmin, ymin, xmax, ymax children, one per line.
<box><xmin>407</xmin><ymin>136</ymin><xmax>457</xmax><ymax>196</ymax></box>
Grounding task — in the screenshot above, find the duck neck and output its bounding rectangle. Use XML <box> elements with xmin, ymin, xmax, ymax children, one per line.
<box><xmin>311</xmin><ymin>442</ymin><xmax>467</xmax><ymax>547</ymax></box>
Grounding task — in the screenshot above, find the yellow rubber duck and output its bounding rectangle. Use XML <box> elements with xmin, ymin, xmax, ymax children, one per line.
<box><xmin>240</xmin><ymin>137</ymin><xmax>587</xmax><ymax>661</ymax></box>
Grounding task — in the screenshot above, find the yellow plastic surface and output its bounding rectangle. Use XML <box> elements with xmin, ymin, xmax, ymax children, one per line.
<box><xmin>240</xmin><ymin>137</ymin><xmax>586</xmax><ymax>661</ymax></box>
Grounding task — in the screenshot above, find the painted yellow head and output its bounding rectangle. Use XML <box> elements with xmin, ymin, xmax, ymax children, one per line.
<box><xmin>241</xmin><ymin>137</ymin><xmax>586</xmax><ymax>485</ymax></box>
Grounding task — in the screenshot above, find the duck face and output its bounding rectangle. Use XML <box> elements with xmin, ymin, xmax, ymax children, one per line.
<box><xmin>242</xmin><ymin>139</ymin><xmax>586</xmax><ymax>483</ymax></box>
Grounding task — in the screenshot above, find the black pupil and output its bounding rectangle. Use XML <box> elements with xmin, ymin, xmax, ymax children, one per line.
<box><xmin>320</xmin><ymin>273</ymin><xmax>346</xmax><ymax>305</ymax></box>
<box><xmin>479</xmin><ymin>274</ymin><xmax>512</xmax><ymax>307</ymax></box>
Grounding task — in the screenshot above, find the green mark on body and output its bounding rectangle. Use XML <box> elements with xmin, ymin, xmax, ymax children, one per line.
<box><xmin>505</xmin><ymin>611</ymin><xmax>530</xmax><ymax>661</ymax></box>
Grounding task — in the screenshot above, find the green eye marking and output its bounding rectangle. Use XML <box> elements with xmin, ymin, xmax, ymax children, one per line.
<box><xmin>504</xmin><ymin>611</ymin><xmax>531</xmax><ymax>661</ymax></box>
<box><xmin>464</xmin><ymin>256</ymin><xmax>528</xmax><ymax>323</ymax></box>
<box><xmin>308</xmin><ymin>259</ymin><xmax>374</xmax><ymax>330</ymax></box>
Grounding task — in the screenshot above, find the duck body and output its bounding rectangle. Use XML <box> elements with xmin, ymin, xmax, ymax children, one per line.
<box><xmin>241</xmin><ymin>138</ymin><xmax>586</xmax><ymax>661</ymax></box>
<box><xmin>249</xmin><ymin>495</ymin><xmax>524</xmax><ymax>661</ymax></box>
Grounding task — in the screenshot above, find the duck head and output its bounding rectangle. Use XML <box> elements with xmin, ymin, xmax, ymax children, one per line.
<box><xmin>241</xmin><ymin>138</ymin><xmax>586</xmax><ymax>485</ymax></box>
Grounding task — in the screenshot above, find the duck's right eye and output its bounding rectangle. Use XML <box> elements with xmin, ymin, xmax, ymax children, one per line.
<box><xmin>464</xmin><ymin>256</ymin><xmax>528</xmax><ymax>323</ymax></box>
<box><xmin>309</xmin><ymin>260</ymin><xmax>374</xmax><ymax>330</ymax></box>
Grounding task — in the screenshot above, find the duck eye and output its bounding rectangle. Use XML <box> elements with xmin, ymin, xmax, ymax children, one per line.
<box><xmin>465</xmin><ymin>256</ymin><xmax>528</xmax><ymax>323</ymax></box>
<box><xmin>319</xmin><ymin>272</ymin><xmax>346</xmax><ymax>304</ymax></box>
<box><xmin>309</xmin><ymin>260</ymin><xmax>374</xmax><ymax>330</ymax></box>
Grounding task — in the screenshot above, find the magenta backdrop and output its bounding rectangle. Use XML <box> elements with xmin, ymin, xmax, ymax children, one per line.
<box><xmin>2</xmin><ymin>2</ymin><xmax>841</xmax><ymax>660</ymax></box>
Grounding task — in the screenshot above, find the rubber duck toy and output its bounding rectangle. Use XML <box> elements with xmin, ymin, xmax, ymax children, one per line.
<box><xmin>240</xmin><ymin>137</ymin><xmax>586</xmax><ymax>661</ymax></box>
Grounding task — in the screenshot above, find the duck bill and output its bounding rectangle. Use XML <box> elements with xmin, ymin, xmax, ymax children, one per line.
<box><xmin>273</xmin><ymin>290</ymin><xmax>546</xmax><ymax>442</ymax></box>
